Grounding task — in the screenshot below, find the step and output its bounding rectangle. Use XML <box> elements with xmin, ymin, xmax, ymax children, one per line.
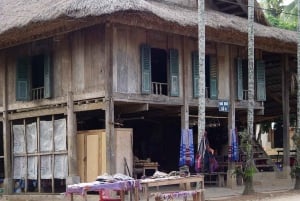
<box><xmin>256</xmin><ymin>164</ymin><xmax>275</xmax><ymax>172</ymax></box>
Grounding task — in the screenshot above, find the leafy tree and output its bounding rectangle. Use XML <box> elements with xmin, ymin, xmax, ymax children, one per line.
<box><xmin>259</xmin><ymin>0</ymin><xmax>297</xmax><ymax>30</ymax></box>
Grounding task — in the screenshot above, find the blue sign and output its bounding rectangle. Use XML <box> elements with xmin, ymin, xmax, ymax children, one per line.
<box><xmin>219</xmin><ymin>100</ymin><xmax>229</xmax><ymax>112</ymax></box>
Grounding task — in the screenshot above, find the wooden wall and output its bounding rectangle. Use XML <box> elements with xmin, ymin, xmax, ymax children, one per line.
<box><xmin>112</xmin><ymin>24</ymin><xmax>232</xmax><ymax>101</ymax></box>
<box><xmin>0</xmin><ymin>51</ymin><xmax>4</xmax><ymax>107</ymax></box>
<box><xmin>113</xmin><ymin>25</ymin><xmax>184</xmax><ymax>96</ymax></box>
<box><xmin>0</xmin><ymin>23</ymin><xmax>236</xmax><ymax>110</ymax></box>
<box><xmin>1</xmin><ymin>25</ymin><xmax>107</xmax><ymax>111</ymax></box>
<box><xmin>217</xmin><ymin>43</ymin><xmax>230</xmax><ymax>99</ymax></box>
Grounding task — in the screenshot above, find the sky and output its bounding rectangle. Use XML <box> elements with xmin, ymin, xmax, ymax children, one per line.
<box><xmin>283</xmin><ymin>0</ymin><xmax>293</xmax><ymax>5</ymax></box>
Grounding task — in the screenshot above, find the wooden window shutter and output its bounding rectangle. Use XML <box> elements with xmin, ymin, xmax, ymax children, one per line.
<box><xmin>44</xmin><ymin>54</ymin><xmax>52</xmax><ymax>99</ymax></box>
<box><xmin>209</xmin><ymin>55</ymin><xmax>218</xmax><ymax>99</ymax></box>
<box><xmin>140</xmin><ymin>44</ymin><xmax>151</xmax><ymax>94</ymax></box>
<box><xmin>16</xmin><ymin>57</ymin><xmax>30</xmax><ymax>101</ymax></box>
<box><xmin>192</xmin><ymin>51</ymin><xmax>199</xmax><ymax>98</ymax></box>
<box><xmin>236</xmin><ymin>58</ymin><xmax>243</xmax><ymax>100</ymax></box>
<box><xmin>169</xmin><ymin>49</ymin><xmax>179</xmax><ymax>97</ymax></box>
<box><xmin>256</xmin><ymin>60</ymin><xmax>266</xmax><ymax>101</ymax></box>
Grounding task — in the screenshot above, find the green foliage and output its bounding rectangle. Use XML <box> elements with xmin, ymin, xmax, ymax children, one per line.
<box><xmin>291</xmin><ymin>166</ymin><xmax>300</xmax><ymax>178</ymax></box>
<box><xmin>232</xmin><ymin>131</ymin><xmax>257</xmax><ymax>182</ymax></box>
<box><xmin>233</xmin><ymin>165</ymin><xmax>257</xmax><ymax>181</ymax></box>
<box><xmin>259</xmin><ymin>0</ymin><xmax>297</xmax><ymax>30</ymax></box>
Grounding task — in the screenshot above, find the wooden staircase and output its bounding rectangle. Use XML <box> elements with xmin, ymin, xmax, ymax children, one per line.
<box><xmin>243</xmin><ymin>139</ymin><xmax>279</xmax><ymax>172</ymax></box>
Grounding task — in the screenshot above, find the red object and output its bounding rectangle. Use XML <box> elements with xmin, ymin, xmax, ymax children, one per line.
<box><xmin>99</xmin><ymin>190</ymin><xmax>121</xmax><ymax>201</ymax></box>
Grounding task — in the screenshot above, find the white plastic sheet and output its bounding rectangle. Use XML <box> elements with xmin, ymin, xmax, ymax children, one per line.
<box><xmin>54</xmin><ymin>119</ymin><xmax>66</xmax><ymax>151</ymax></box>
<box><xmin>13</xmin><ymin>125</ymin><xmax>25</xmax><ymax>154</ymax></box>
<box><xmin>27</xmin><ymin>156</ymin><xmax>37</xmax><ymax>179</ymax></box>
<box><xmin>13</xmin><ymin>157</ymin><xmax>26</xmax><ymax>179</ymax></box>
<box><xmin>40</xmin><ymin>121</ymin><xmax>53</xmax><ymax>152</ymax></box>
<box><xmin>54</xmin><ymin>155</ymin><xmax>68</xmax><ymax>179</ymax></box>
<box><xmin>26</xmin><ymin>122</ymin><xmax>37</xmax><ymax>153</ymax></box>
<box><xmin>41</xmin><ymin>155</ymin><xmax>52</xmax><ymax>179</ymax></box>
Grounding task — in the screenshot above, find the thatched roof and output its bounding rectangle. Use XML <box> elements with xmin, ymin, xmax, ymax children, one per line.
<box><xmin>0</xmin><ymin>0</ymin><xmax>297</xmax><ymax>53</ymax></box>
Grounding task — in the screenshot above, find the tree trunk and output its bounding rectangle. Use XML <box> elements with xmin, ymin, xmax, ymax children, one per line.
<box><xmin>245</xmin><ymin>0</ymin><xmax>255</xmax><ymax>195</ymax></box>
<box><xmin>243</xmin><ymin>177</ymin><xmax>255</xmax><ymax>195</ymax></box>
<box><xmin>197</xmin><ymin>0</ymin><xmax>206</xmax><ymax>144</ymax></box>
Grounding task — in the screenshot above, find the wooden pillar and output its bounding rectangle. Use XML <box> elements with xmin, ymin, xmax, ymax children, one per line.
<box><xmin>282</xmin><ymin>55</ymin><xmax>290</xmax><ymax>169</ymax></box>
<box><xmin>66</xmin><ymin>91</ymin><xmax>79</xmax><ymax>184</ymax></box>
<box><xmin>105</xmin><ymin>23</ymin><xmax>115</xmax><ymax>174</ymax></box>
<box><xmin>227</xmin><ymin>46</ymin><xmax>236</xmax><ymax>188</ymax></box>
<box><xmin>181</xmin><ymin>36</ymin><xmax>189</xmax><ymax>131</ymax></box>
<box><xmin>2</xmin><ymin>52</ymin><xmax>13</xmax><ymax>194</ymax></box>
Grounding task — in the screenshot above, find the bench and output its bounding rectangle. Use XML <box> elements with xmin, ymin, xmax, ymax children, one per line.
<box><xmin>203</xmin><ymin>172</ymin><xmax>226</xmax><ymax>187</ymax></box>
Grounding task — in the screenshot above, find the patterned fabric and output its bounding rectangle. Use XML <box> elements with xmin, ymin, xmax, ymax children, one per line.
<box><xmin>152</xmin><ymin>190</ymin><xmax>202</xmax><ymax>200</ymax></box>
<box><xmin>231</xmin><ymin>129</ymin><xmax>239</xmax><ymax>162</ymax></box>
<box><xmin>179</xmin><ymin>129</ymin><xmax>194</xmax><ymax>167</ymax></box>
<box><xmin>195</xmin><ymin>134</ymin><xmax>206</xmax><ymax>172</ymax></box>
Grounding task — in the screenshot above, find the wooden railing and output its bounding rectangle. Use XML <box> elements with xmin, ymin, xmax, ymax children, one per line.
<box><xmin>152</xmin><ymin>82</ymin><xmax>168</xmax><ymax>95</ymax></box>
<box><xmin>243</xmin><ymin>90</ymin><xmax>248</xmax><ymax>100</ymax></box>
<box><xmin>32</xmin><ymin>87</ymin><xmax>44</xmax><ymax>100</ymax></box>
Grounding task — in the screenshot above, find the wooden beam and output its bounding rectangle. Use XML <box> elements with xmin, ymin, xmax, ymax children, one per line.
<box><xmin>220</xmin><ymin>4</ymin><xmax>240</xmax><ymax>12</ymax></box>
<box><xmin>74</xmin><ymin>102</ymin><xmax>105</xmax><ymax>112</ymax></box>
<box><xmin>105</xmin><ymin>23</ymin><xmax>115</xmax><ymax>174</ymax></box>
<box><xmin>181</xmin><ymin>36</ymin><xmax>189</xmax><ymax>130</ymax></box>
<box><xmin>2</xmin><ymin>52</ymin><xmax>13</xmax><ymax>194</ymax></box>
<box><xmin>115</xmin><ymin>103</ymin><xmax>149</xmax><ymax>115</ymax></box>
<box><xmin>67</xmin><ymin>91</ymin><xmax>78</xmax><ymax>177</ymax></box>
<box><xmin>8</xmin><ymin>107</ymin><xmax>66</xmax><ymax>120</ymax></box>
<box><xmin>282</xmin><ymin>54</ymin><xmax>290</xmax><ymax>168</ymax></box>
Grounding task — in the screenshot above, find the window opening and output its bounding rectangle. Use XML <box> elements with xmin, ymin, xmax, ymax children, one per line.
<box><xmin>151</xmin><ymin>48</ymin><xmax>168</xmax><ymax>95</ymax></box>
<box><xmin>32</xmin><ymin>55</ymin><xmax>45</xmax><ymax>100</ymax></box>
<box><xmin>12</xmin><ymin>116</ymin><xmax>67</xmax><ymax>194</ymax></box>
<box><xmin>242</xmin><ymin>59</ymin><xmax>249</xmax><ymax>100</ymax></box>
<box><xmin>205</xmin><ymin>55</ymin><xmax>210</xmax><ymax>98</ymax></box>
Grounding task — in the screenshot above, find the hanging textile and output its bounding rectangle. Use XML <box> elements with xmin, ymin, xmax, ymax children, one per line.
<box><xmin>231</xmin><ymin>129</ymin><xmax>239</xmax><ymax>161</ymax></box>
<box><xmin>195</xmin><ymin>132</ymin><xmax>206</xmax><ymax>172</ymax></box>
<box><xmin>179</xmin><ymin>129</ymin><xmax>194</xmax><ymax>167</ymax></box>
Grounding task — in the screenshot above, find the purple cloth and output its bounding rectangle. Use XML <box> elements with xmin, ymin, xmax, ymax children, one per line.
<box><xmin>66</xmin><ymin>180</ymin><xmax>141</xmax><ymax>195</ymax></box>
<box><xmin>152</xmin><ymin>190</ymin><xmax>201</xmax><ymax>200</ymax></box>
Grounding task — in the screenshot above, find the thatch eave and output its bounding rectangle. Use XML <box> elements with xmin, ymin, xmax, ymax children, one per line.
<box><xmin>0</xmin><ymin>0</ymin><xmax>297</xmax><ymax>53</ymax></box>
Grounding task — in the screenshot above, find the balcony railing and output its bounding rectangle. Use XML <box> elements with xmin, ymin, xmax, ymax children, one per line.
<box><xmin>32</xmin><ymin>87</ymin><xmax>44</xmax><ymax>100</ymax></box>
<box><xmin>152</xmin><ymin>82</ymin><xmax>168</xmax><ymax>95</ymax></box>
<box><xmin>243</xmin><ymin>90</ymin><xmax>248</xmax><ymax>100</ymax></box>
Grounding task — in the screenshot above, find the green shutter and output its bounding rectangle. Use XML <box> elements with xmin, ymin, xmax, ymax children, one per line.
<box><xmin>236</xmin><ymin>58</ymin><xmax>243</xmax><ymax>100</ymax></box>
<box><xmin>256</xmin><ymin>60</ymin><xmax>266</xmax><ymax>101</ymax></box>
<box><xmin>192</xmin><ymin>51</ymin><xmax>199</xmax><ymax>98</ymax></box>
<box><xmin>209</xmin><ymin>56</ymin><xmax>218</xmax><ymax>99</ymax></box>
<box><xmin>140</xmin><ymin>44</ymin><xmax>151</xmax><ymax>94</ymax></box>
<box><xmin>44</xmin><ymin>54</ymin><xmax>52</xmax><ymax>99</ymax></box>
<box><xmin>16</xmin><ymin>57</ymin><xmax>30</xmax><ymax>101</ymax></box>
<box><xmin>169</xmin><ymin>49</ymin><xmax>179</xmax><ymax>97</ymax></box>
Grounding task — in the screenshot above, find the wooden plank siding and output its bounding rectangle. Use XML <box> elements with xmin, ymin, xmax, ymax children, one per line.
<box><xmin>0</xmin><ymin>23</ymin><xmax>267</xmax><ymax>113</ymax></box>
<box><xmin>0</xmin><ymin>25</ymin><xmax>107</xmax><ymax>112</ymax></box>
<box><xmin>0</xmin><ymin>51</ymin><xmax>4</xmax><ymax>106</ymax></box>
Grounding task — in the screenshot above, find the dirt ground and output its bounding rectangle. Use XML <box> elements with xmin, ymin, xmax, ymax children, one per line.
<box><xmin>207</xmin><ymin>190</ymin><xmax>300</xmax><ymax>201</ymax></box>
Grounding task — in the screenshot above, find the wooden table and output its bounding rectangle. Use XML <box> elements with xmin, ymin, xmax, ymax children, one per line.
<box><xmin>134</xmin><ymin>162</ymin><xmax>159</xmax><ymax>177</ymax></box>
<box><xmin>140</xmin><ymin>175</ymin><xmax>204</xmax><ymax>201</ymax></box>
<box><xmin>66</xmin><ymin>180</ymin><xmax>140</xmax><ymax>201</ymax></box>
